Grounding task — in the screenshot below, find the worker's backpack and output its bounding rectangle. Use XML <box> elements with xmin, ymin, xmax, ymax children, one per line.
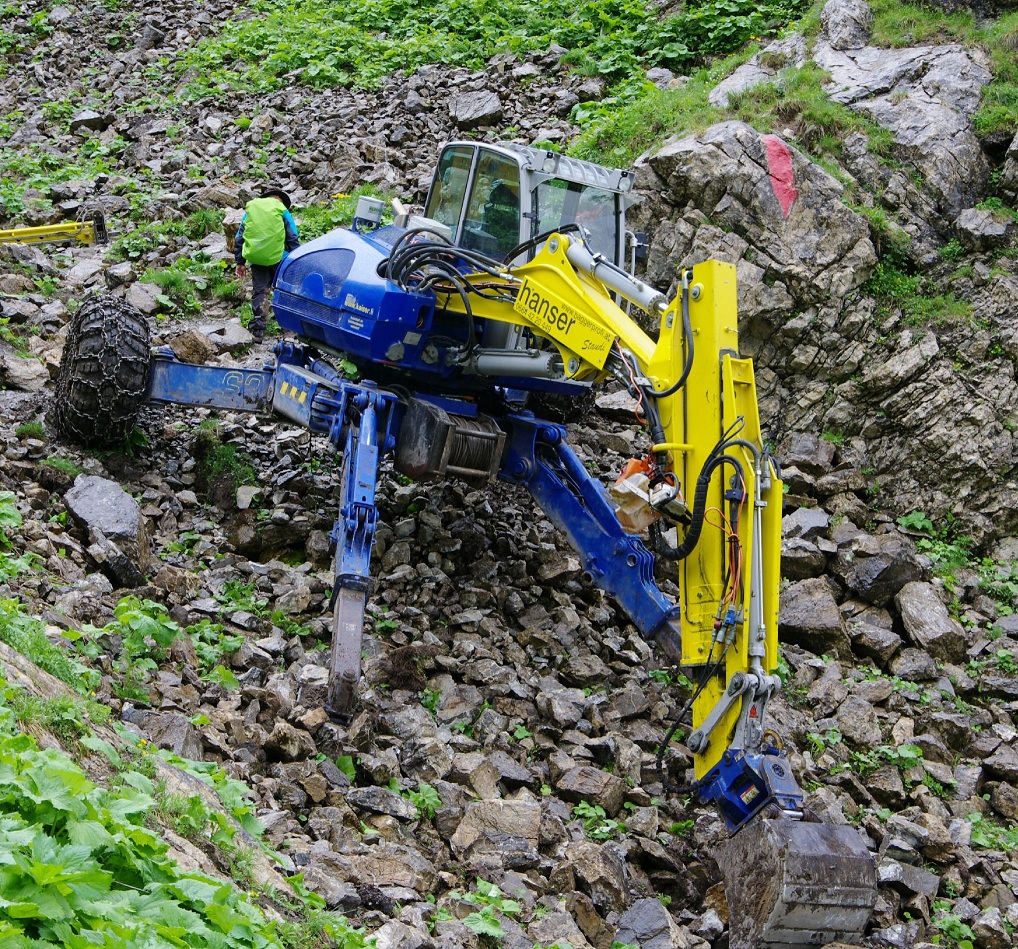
<box><xmin>242</xmin><ymin>197</ymin><xmax>287</xmax><ymax>266</ymax></box>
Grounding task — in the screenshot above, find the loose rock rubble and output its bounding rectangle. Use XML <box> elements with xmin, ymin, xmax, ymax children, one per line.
<box><xmin>1</xmin><ymin>0</ymin><xmax>1018</xmax><ymax>945</ymax></box>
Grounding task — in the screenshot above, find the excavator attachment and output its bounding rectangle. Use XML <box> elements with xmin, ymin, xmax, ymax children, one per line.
<box><xmin>715</xmin><ymin>819</ymin><xmax>877</xmax><ymax>948</ymax></box>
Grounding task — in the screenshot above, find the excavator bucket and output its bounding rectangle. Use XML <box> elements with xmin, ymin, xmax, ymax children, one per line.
<box><xmin>714</xmin><ymin>818</ymin><xmax>877</xmax><ymax>948</ymax></box>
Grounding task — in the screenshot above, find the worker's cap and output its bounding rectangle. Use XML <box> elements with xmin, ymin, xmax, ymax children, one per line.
<box><xmin>261</xmin><ymin>187</ymin><xmax>292</xmax><ymax>209</ymax></box>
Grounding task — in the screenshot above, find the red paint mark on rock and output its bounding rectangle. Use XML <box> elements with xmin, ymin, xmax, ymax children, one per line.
<box><xmin>762</xmin><ymin>134</ymin><xmax>797</xmax><ymax>219</ymax></box>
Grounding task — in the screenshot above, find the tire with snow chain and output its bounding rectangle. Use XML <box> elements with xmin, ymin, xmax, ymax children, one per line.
<box><xmin>51</xmin><ymin>294</ymin><xmax>151</xmax><ymax>448</ymax></box>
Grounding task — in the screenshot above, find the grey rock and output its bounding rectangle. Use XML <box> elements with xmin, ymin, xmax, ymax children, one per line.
<box><xmin>564</xmin><ymin>840</ymin><xmax>630</xmax><ymax>914</ymax></box>
<box><xmin>646</xmin><ymin>122</ymin><xmax>875</xmax><ymax>305</ymax></box>
<box><xmin>955</xmin><ymin>207</ymin><xmax>1013</xmax><ymax>251</ymax></box>
<box><xmin>614</xmin><ymin>897</ymin><xmax>691</xmax><ymax>949</ymax></box>
<box><xmin>835</xmin><ymin>694</ymin><xmax>882</xmax><ymax>747</ymax></box>
<box><xmin>896</xmin><ymin>581</ymin><xmax>968</xmax><ymax>662</ymax></box>
<box><xmin>984</xmin><ymin>744</ymin><xmax>1018</xmax><ymax>783</ymax></box>
<box><xmin>264</xmin><ymin>721</ymin><xmax>316</xmax><ymax>762</ymax></box>
<box><xmin>780</xmin><ymin>577</ymin><xmax>852</xmax><ymax>657</ymax></box>
<box><xmin>145</xmin><ymin>711</ymin><xmax>203</xmax><ymax>760</ymax></box>
<box><xmin>889</xmin><ymin>647</ymin><xmax>939</xmax><ymax>681</ymax></box>
<box><xmin>65</xmin><ymin>475</ymin><xmax>153</xmax><ymax>574</ymax></box>
<box><xmin>877</xmin><ymin>856</ymin><xmax>940</xmax><ymax>898</ymax></box>
<box><xmin>814</xmin><ymin>38</ymin><xmax>992</xmax><ymax>212</ymax></box>
<box><xmin>0</xmin><ymin>353</ymin><xmax>49</xmax><ymax>392</ymax></box>
<box><xmin>450</xmin><ymin>90</ymin><xmax>503</xmax><ymax>129</ymax></box>
<box><xmin>783</xmin><ymin>506</ymin><xmax>831</xmax><ymax>540</ymax></box>
<box><xmin>848</xmin><ymin>621</ymin><xmax>903</xmax><ymax>664</ymax></box>
<box><xmin>126</xmin><ymin>281</ymin><xmax>165</xmax><ymax>316</ymax></box>
<box><xmin>782</xmin><ymin>537</ymin><xmax>828</xmax><ymax>580</ymax></box>
<box><xmin>347</xmin><ymin>786</ymin><xmax>419</xmax><ymax>820</ymax></box>
<box><xmin>971</xmin><ymin>908</ymin><xmax>1010</xmax><ymax>949</ymax></box>
<box><xmin>323</xmin><ymin>845</ymin><xmax>436</xmax><ymax>892</ymax></box>
<box><xmin>832</xmin><ymin>532</ymin><xmax>924</xmax><ymax>606</ymax></box>
<box><xmin>449</xmin><ymin>799</ymin><xmax>541</xmax><ymax>855</ymax></box>
<box><xmin>709</xmin><ymin>34</ymin><xmax>807</xmax><ymax>107</ymax></box>
<box><xmin>302</xmin><ymin>865</ymin><xmax>360</xmax><ymax>910</ymax></box>
<box><xmin>820</xmin><ymin>0</ymin><xmax>873</xmax><ymax>49</ymax></box>
<box><xmin>555</xmin><ymin>766</ymin><xmax>627</xmax><ymax>816</ymax></box>
<box><xmin>373</xmin><ymin>920</ymin><xmax>436</xmax><ymax>949</ymax></box>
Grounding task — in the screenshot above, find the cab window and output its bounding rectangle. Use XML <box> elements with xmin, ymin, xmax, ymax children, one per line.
<box><xmin>460</xmin><ymin>151</ymin><xmax>521</xmax><ymax>259</ymax></box>
<box><xmin>425</xmin><ymin>146</ymin><xmax>473</xmax><ymax>230</ymax></box>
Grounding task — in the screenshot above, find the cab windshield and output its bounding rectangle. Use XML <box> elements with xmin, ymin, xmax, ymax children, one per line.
<box><xmin>533</xmin><ymin>179</ymin><xmax>620</xmax><ymax>264</ymax></box>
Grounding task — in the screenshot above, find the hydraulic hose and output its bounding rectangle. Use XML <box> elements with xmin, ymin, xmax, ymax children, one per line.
<box><xmin>653</xmin><ymin>453</ymin><xmax>744</xmax><ymax>561</ymax></box>
<box><xmin>648</xmin><ymin>269</ymin><xmax>694</xmax><ymax>399</ymax></box>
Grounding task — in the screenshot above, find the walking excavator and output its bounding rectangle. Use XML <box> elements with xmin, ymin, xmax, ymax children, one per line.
<box><xmin>50</xmin><ymin>142</ymin><xmax>878</xmax><ymax>947</ymax></box>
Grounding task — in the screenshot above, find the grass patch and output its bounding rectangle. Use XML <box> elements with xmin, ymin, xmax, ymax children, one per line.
<box><xmin>865</xmin><ymin>261</ymin><xmax>971</xmax><ymax>327</ymax></box>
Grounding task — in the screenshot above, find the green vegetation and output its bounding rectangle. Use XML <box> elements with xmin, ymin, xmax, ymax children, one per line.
<box><xmin>296</xmin><ymin>187</ymin><xmax>390</xmax><ymax>242</ymax></box>
<box><xmin>192</xmin><ymin>422</ymin><xmax>257</xmax><ymax>501</ymax></box>
<box><xmin>864</xmin><ymin>260</ymin><xmax>971</xmax><ymax>328</ymax></box>
<box><xmin>0</xmin><ymin>690</ymin><xmax>276</xmax><ymax>947</ymax></box>
<box><xmin>181</xmin><ymin>0</ymin><xmax>806</xmax><ymax>100</ymax></box>
<box><xmin>573</xmin><ymin>800</ymin><xmax>624</xmax><ymax>840</ymax></box>
<box><xmin>141</xmin><ymin>253</ymin><xmax>244</xmax><ymax>315</ymax></box>
<box><xmin>447</xmin><ymin>879</ymin><xmax>522</xmax><ymax>939</ymax></box>
<box><xmin>68</xmin><ymin>597</ymin><xmax>183</xmax><ymax>702</ymax></box>
<box><xmin>14</xmin><ymin>421</ymin><xmax>45</xmax><ymax>440</ymax></box>
<box><xmin>0</xmin><ymin>598</ymin><xmax>98</xmax><ymax>690</ymax></box>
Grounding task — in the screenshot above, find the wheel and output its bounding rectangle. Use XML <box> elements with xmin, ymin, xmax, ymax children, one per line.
<box><xmin>51</xmin><ymin>294</ymin><xmax>151</xmax><ymax>447</ymax></box>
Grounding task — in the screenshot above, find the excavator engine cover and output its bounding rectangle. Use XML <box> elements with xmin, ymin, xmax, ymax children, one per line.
<box><xmin>714</xmin><ymin>818</ymin><xmax>877</xmax><ymax>948</ymax></box>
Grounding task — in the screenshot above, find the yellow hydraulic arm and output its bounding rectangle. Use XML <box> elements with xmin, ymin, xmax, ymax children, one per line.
<box><xmin>442</xmin><ymin>233</ymin><xmax>783</xmax><ymax>778</ymax></box>
<box><xmin>0</xmin><ymin>211</ymin><xmax>108</xmax><ymax>247</ymax></box>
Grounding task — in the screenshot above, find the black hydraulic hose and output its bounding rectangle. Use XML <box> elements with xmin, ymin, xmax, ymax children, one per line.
<box><xmin>654</xmin><ymin>453</ymin><xmax>744</xmax><ymax>562</ymax></box>
<box><xmin>648</xmin><ymin>274</ymin><xmax>694</xmax><ymax>400</ymax></box>
<box><xmin>502</xmin><ymin>223</ymin><xmax>583</xmax><ymax>263</ymax></box>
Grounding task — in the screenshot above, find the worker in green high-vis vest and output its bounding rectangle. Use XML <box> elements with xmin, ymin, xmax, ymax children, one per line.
<box><xmin>234</xmin><ymin>188</ymin><xmax>300</xmax><ymax>341</ymax></box>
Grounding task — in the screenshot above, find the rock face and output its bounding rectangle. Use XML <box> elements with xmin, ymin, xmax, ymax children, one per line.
<box><xmin>638</xmin><ymin>0</ymin><xmax>1018</xmax><ymax>538</ymax></box>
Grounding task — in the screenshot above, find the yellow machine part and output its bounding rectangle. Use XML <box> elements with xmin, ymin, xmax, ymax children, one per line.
<box><xmin>445</xmin><ymin>247</ymin><xmax>781</xmax><ymax>780</ymax></box>
<box><xmin>0</xmin><ymin>212</ymin><xmax>108</xmax><ymax>247</ymax></box>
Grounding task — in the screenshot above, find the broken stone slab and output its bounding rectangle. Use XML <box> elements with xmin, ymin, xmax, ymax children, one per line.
<box><xmin>831</xmin><ymin>531</ymin><xmax>925</xmax><ymax>606</ymax></box>
<box><xmin>144</xmin><ymin>711</ymin><xmax>204</xmax><ymax>759</ymax></box>
<box><xmin>896</xmin><ymin>581</ymin><xmax>968</xmax><ymax>662</ymax></box>
<box><xmin>449</xmin><ymin>90</ymin><xmax>503</xmax><ymax>129</ymax></box>
<box><xmin>564</xmin><ymin>840</ymin><xmax>631</xmax><ymax>915</ymax></box>
<box><xmin>346</xmin><ymin>786</ymin><xmax>419</xmax><ymax>820</ymax></box>
<box><xmin>955</xmin><ymin>207</ymin><xmax>1013</xmax><ymax>251</ymax></box>
<box><xmin>877</xmin><ymin>856</ymin><xmax>940</xmax><ymax>899</ymax></box>
<box><xmin>614</xmin><ymin>896</ymin><xmax>702</xmax><ymax>949</ymax></box>
<box><xmin>555</xmin><ymin>765</ymin><xmax>627</xmax><ymax>817</ymax></box>
<box><xmin>301</xmin><ymin>865</ymin><xmax>360</xmax><ymax>911</ymax></box>
<box><xmin>320</xmin><ymin>845</ymin><xmax>437</xmax><ymax>892</ymax></box>
<box><xmin>86</xmin><ymin>529</ymin><xmax>147</xmax><ymax>589</ymax></box>
<box><xmin>783</xmin><ymin>506</ymin><xmax>831</xmax><ymax>540</ymax></box>
<box><xmin>65</xmin><ymin>474</ymin><xmax>153</xmax><ymax>575</ymax></box>
<box><xmin>449</xmin><ymin>799</ymin><xmax>542</xmax><ymax>856</ymax></box>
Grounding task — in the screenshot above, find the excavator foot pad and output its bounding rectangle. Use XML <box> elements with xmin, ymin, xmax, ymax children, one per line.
<box><xmin>714</xmin><ymin>818</ymin><xmax>877</xmax><ymax>949</ymax></box>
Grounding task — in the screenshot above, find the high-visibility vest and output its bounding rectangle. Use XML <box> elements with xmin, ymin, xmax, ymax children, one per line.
<box><xmin>242</xmin><ymin>197</ymin><xmax>287</xmax><ymax>265</ymax></box>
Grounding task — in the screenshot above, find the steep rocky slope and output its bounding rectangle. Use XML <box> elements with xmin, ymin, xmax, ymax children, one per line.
<box><xmin>1</xmin><ymin>0</ymin><xmax>1018</xmax><ymax>948</ymax></box>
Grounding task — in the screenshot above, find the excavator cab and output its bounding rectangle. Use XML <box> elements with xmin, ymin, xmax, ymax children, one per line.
<box><xmin>424</xmin><ymin>141</ymin><xmax>637</xmax><ymax>268</ymax></box>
